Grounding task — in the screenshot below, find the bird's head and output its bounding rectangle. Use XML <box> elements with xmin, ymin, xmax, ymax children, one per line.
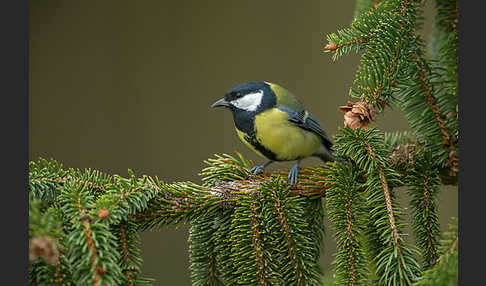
<box><xmin>211</xmin><ymin>81</ymin><xmax>277</xmax><ymax>114</ymax></box>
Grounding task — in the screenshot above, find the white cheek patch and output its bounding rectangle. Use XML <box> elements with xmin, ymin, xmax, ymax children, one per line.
<box><xmin>231</xmin><ymin>90</ymin><xmax>264</xmax><ymax>111</ymax></box>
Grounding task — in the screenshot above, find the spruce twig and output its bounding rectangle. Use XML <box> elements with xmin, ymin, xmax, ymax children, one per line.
<box><xmin>325</xmin><ymin>162</ymin><xmax>369</xmax><ymax>286</ymax></box>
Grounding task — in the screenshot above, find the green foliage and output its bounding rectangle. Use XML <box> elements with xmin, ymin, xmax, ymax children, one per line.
<box><xmin>327</xmin><ymin>0</ymin><xmax>419</xmax><ymax>110</ymax></box>
<box><xmin>413</xmin><ymin>218</ymin><xmax>458</xmax><ymax>286</ymax></box>
<box><xmin>29</xmin><ymin>259</ymin><xmax>74</xmax><ymax>286</ymax></box>
<box><xmin>258</xmin><ymin>180</ymin><xmax>324</xmax><ymax>286</ymax></box>
<box><xmin>29</xmin><ymin>194</ymin><xmax>64</xmax><ymax>239</ymax></box>
<box><xmin>29</xmin><ymin>158</ymin><xmax>69</xmax><ymax>202</ymax></box>
<box><xmin>29</xmin><ymin>159</ymin><xmax>158</xmax><ymax>285</ymax></box>
<box><xmin>136</xmin><ymin>181</ymin><xmax>231</xmax><ymax>229</ymax></box>
<box><xmin>325</xmin><ymin>162</ymin><xmax>369</xmax><ymax>285</ymax></box>
<box><xmin>200</xmin><ymin>152</ymin><xmax>252</xmax><ymax>187</ymax></box>
<box><xmin>29</xmin><ymin>193</ymin><xmax>74</xmax><ymax>285</ymax></box>
<box><xmin>113</xmin><ymin>220</ymin><xmax>149</xmax><ymax>284</ymax></box>
<box><xmin>334</xmin><ymin>128</ymin><xmax>421</xmax><ymax>285</ymax></box>
<box><xmin>189</xmin><ymin>213</ymin><xmax>223</xmax><ymax>286</ymax></box>
<box><xmin>426</xmin><ymin>0</ymin><xmax>458</xmax><ymax>160</ymax></box>
<box><xmin>188</xmin><ymin>157</ymin><xmax>326</xmax><ymax>286</ymax></box>
<box><xmin>212</xmin><ymin>209</ymin><xmax>239</xmax><ymax>285</ymax></box>
<box><xmin>383</xmin><ymin>130</ymin><xmax>415</xmax><ymax>147</ymax></box>
<box><xmin>353</xmin><ymin>0</ymin><xmax>378</xmax><ymax>20</ymax></box>
<box><xmin>326</xmin><ymin>0</ymin><xmax>458</xmax><ymax>170</ymax></box>
<box><xmin>406</xmin><ymin>152</ymin><xmax>442</xmax><ymax>269</ymax></box>
<box><xmin>60</xmin><ymin>181</ymin><xmax>123</xmax><ymax>285</ymax></box>
<box><xmin>29</xmin><ymin>154</ymin><xmax>328</xmax><ymax>285</ymax></box>
<box><xmin>322</xmin><ymin>0</ymin><xmax>458</xmax><ymax>283</ymax></box>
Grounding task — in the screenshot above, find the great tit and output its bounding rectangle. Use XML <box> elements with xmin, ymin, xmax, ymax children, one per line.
<box><xmin>211</xmin><ymin>81</ymin><xmax>334</xmax><ymax>185</ymax></box>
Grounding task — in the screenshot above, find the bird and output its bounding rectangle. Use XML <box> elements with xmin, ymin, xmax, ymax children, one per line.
<box><xmin>211</xmin><ymin>81</ymin><xmax>334</xmax><ymax>185</ymax></box>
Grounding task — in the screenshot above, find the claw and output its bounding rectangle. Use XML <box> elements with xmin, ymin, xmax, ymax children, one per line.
<box><xmin>251</xmin><ymin>165</ymin><xmax>265</xmax><ymax>175</ymax></box>
<box><xmin>250</xmin><ymin>161</ymin><xmax>273</xmax><ymax>176</ymax></box>
<box><xmin>287</xmin><ymin>160</ymin><xmax>301</xmax><ymax>186</ymax></box>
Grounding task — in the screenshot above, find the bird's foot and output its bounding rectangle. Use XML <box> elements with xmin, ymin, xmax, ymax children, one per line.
<box><xmin>250</xmin><ymin>165</ymin><xmax>266</xmax><ymax>175</ymax></box>
<box><xmin>287</xmin><ymin>162</ymin><xmax>301</xmax><ymax>186</ymax></box>
<box><xmin>250</xmin><ymin>161</ymin><xmax>273</xmax><ymax>176</ymax></box>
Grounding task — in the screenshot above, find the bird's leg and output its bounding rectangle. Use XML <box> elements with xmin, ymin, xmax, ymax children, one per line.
<box><xmin>288</xmin><ymin>159</ymin><xmax>302</xmax><ymax>186</ymax></box>
<box><xmin>250</xmin><ymin>160</ymin><xmax>273</xmax><ymax>175</ymax></box>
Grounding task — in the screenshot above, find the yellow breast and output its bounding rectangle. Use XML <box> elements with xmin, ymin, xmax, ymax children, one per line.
<box><xmin>253</xmin><ymin>108</ymin><xmax>321</xmax><ymax>161</ymax></box>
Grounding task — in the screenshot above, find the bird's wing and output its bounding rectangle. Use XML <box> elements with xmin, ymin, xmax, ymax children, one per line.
<box><xmin>278</xmin><ymin>106</ymin><xmax>333</xmax><ymax>150</ymax></box>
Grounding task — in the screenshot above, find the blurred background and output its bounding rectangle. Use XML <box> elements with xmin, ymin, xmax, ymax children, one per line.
<box><xmin>30</xmin><ymin>1</ymin><xmax>457</xmax><ymax>285</ymax></box>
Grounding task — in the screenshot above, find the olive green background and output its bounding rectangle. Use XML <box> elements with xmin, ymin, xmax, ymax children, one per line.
<box><xmin>30</xmin><ymin>1</ymin><xmax>457</xmax><ymax>285</ymax></box>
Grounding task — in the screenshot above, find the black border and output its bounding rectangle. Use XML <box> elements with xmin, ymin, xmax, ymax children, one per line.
<box><xmin>1</xmin><ymin>0</ymin><xmax>29</xmax><ymax>283</ymax></box>
<box><xmin>458</xmin><ymin>0</ymin><xmax>478</xmax><ymax>284</ymax></box>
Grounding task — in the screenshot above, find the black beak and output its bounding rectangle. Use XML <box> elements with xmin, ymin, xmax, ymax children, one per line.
<box><xmin>211</xmin><ymin>98</ymin><xmax>230</xmax><ymax>108</ymax></box>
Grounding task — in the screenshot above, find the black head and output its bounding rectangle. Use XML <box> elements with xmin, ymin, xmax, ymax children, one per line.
<box><xmin>211</xmin><ymin>81</ymin><xmax>276</xmax><ymax>114</ymax></box>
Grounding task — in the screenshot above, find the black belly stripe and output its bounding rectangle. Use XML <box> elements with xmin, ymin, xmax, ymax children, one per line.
<box><xmin>243</xmin><ymin>133</ymin><xmax>280</xmax><ymax>161</ymax></box>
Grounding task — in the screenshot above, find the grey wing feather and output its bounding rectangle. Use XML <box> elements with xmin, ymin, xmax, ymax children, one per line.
<box><xmin>278</xmin><ymin>107</ymin><xmax>333</xmax><ymax>150</ymax></box>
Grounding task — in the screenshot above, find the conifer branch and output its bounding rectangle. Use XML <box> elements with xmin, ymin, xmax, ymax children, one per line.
<box><xmin>29</xmin><ymin>158</ymin><xmax>69</xmax><ymax>201</ymax></box>
<box><xmin>362</xmin><ymin>141</ymin><xmax>419</xmax><ymax>285</ymax></box>
<box><xmin>52</xmin><ymin>260</ymin><xmax>63</xmax><ymax>286</ymax></box>
<box><xmin>81</xmin><ymin>218</ymin><xmax>103</xmax><ymax>286</ymax></box>
<box><xmin>435</xmin><ymin>0</ymin><xmax>458</xmax><ymax>33</ymax></box>
<box><xmin>60</xmin><ymin>181</ymin><xmax>124</xmax><ymax>285</ymax></box>
<box><xmin>413</xmin><ymin>54</ymin><xmax>457</xmax><ymax>169</ymax></box>
<box><xmin>324</xmin><ymin>37</ymin><xmax>367</xmax><ymax>52</ymax></box>
<box><xmin>73</xmin><ymin>191</ymin><xmax>111</xmax><ymax>286</ymax></box>
<box><xmin>304</xmin><ymin>198</ymin><xmax>326</xmax><ymax>262</ymax></box>
<box><xmin>213</xmin><ymin>209</ymin><xmax>238</xmax><ymax>285</ymax></box>
<box><xmin>329</xmin><ymin>0</ymin><xmax>459</xmax><ymax>175</ymax></box>
<box><xmin>119</xmin><ymin>224</ymin><xmax>134</xmax><ymax>284</ymax></box>
<box><xmin>189</xmin><ymin>213</ymin><xmax>222</xmax><ymax>286</ymax></box>
<box><xmin>325</xmin><ymin>163</ymin><xmax>369</xmax><ymax>286</ymax></box>
<box><xmin>114</xmin><ymin>220</ymin><xmax>148</xmax><ymax>285</ymax></box>
<box><xmin>365</xmin><ymin>142</ymin><xmax>400</xmax><ymax>243</ymax></box>
<box><xmin>135</xmin><ymin>152</ymin><xmax>412</xmax><ymax>234</ymax></box>
<box><xmin>29</xmin><ymin>194</ymin><xmax>75</xmax><ymax>285</ymax></box>
<box><xmin>29</xmin><ymin>259</ymin><xmax>74</xmax><ymax>286</ymax></box>
<box><xmin>135</xmin><ymin>155</ymin><xmax>333</xmax><ymax>231</ymax></box>
<box><xmin>407</xmin><ymin>152</ymin><xmax>441</xmax><ymax>269</ymax></box>
<box><xmin>119</xmin><ymin>225</ymin><xmax>130</xmax><ymax>265</ymax></box>
<box><xmin>388</xmin><ymin>0</ymin><xmax>459</xmax><ymax>177</ymax></box>
<box><xmin>249</xmin><ymin>201</ymin><xmax>268</xmax><ymax>286</ymax></box>
<box><xmin>273</xmin><ymin>193</ymin><xmax>303</xmax><ymax>285</ymax></box>
<box><xmin>413</xmin><ymin>218</ymin><xmax>458</xmax><ymax>285</ymax></box>
<box><xmin>428</xmin><ymin>0</ymin><xmax>459</xmax><ymax>175</ymax></box>
<box><xmin>333</xmin><ymin>127</ymin><xmax>421</xmax><ymax>285</ymax></box>
<box><xmin>258</xmin><ymin>180</ymin><xmax>323</xmax><ymax>286</ymax></box>
<box><xmin>230</xmin><ymin>196</ymin><xmax>271</xmax><ymax>285</ymax></box>
<box><xmin>353</xmin><ymin>0</ymin><xmax>381</xmax><ymax>20</ymax></box>
<box><xmin>134</xmin><ymin>181</ymin><xmax>234</xmax><ymax>230</ymax></box>
<box><xmin>93</xmin><ymin>171</ymin><xmax>160</xmax><ymax>226</ymax></box>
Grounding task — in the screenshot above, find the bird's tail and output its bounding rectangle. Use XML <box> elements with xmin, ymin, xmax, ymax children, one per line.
<box><xmin>314</xmin><ymin>144</ymin><xmax>335</xmax><ymax>165</ymax></box>
<box><xmin>314</xmin><ymin>144</ymin><xmax>350</xmax><ymax>166</ymax></box>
